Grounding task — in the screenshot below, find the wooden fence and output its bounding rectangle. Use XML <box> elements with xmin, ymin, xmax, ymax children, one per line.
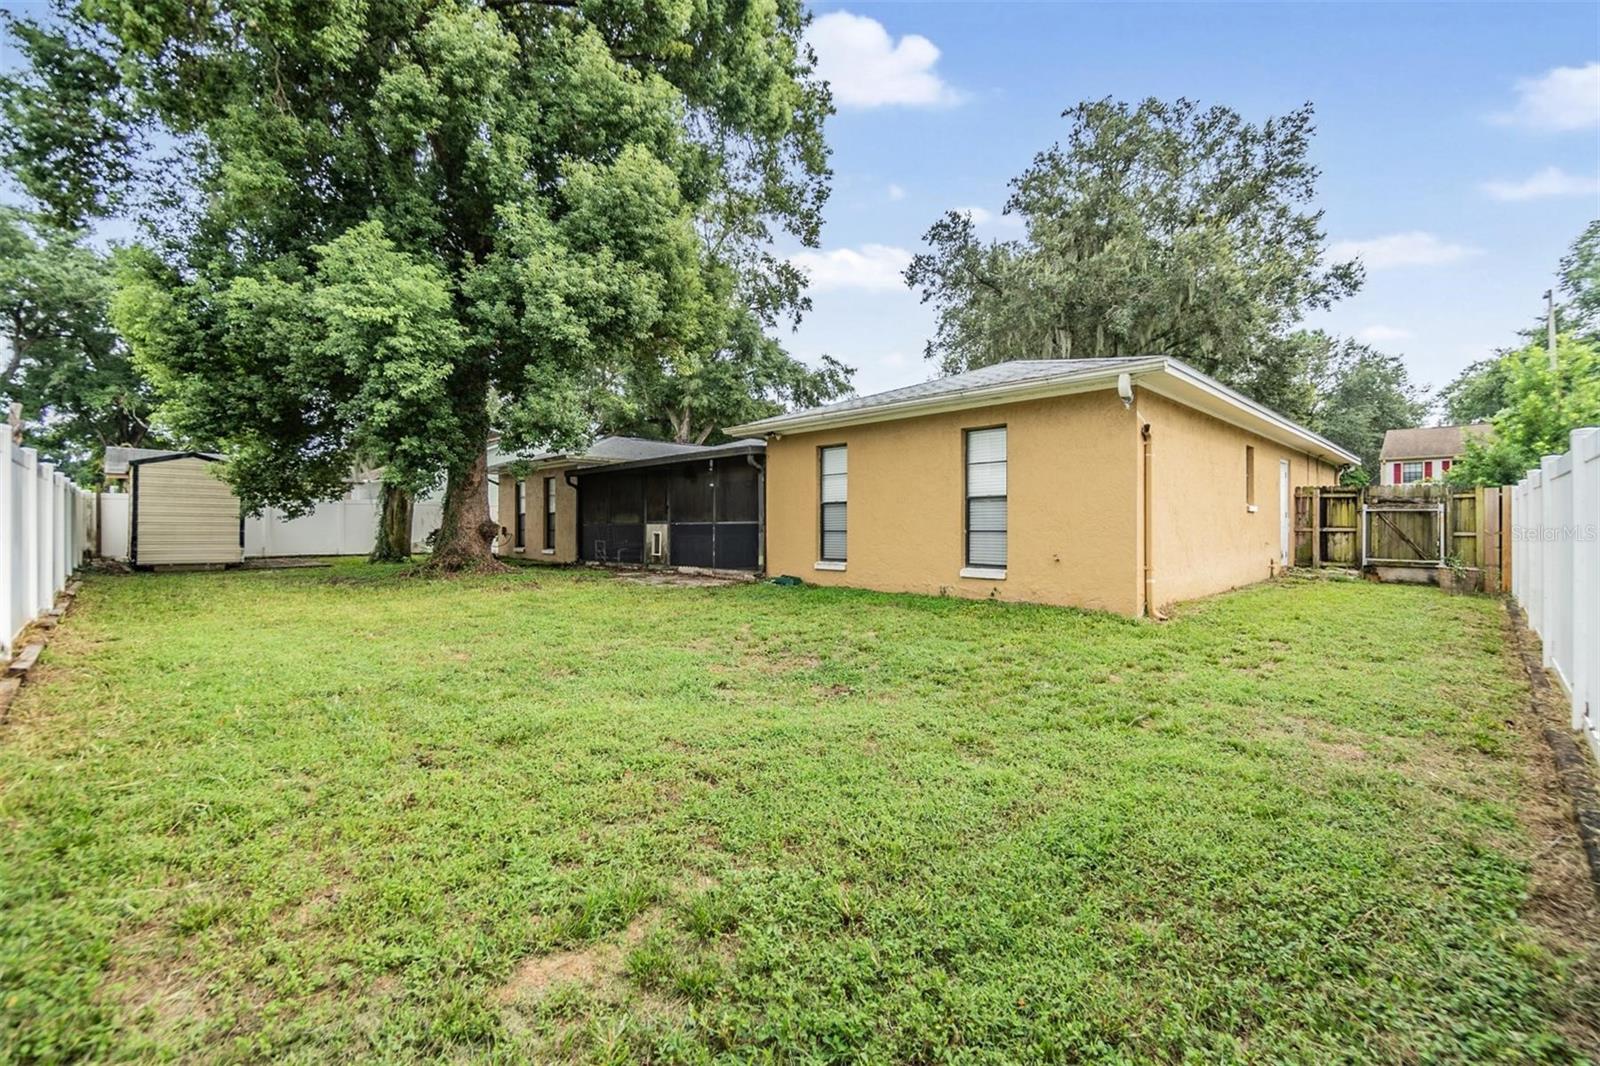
<box><xmin>1294</xmin><ymin>483</ymin><xmax>1512</xmax><ymax>592</ymax></box>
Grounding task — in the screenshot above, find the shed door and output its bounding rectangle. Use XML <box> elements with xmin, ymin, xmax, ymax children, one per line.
<box><xmin>1279</xmin><ymin>460</ymin><xmax>1291</xmax><ymax>567</ymax></box>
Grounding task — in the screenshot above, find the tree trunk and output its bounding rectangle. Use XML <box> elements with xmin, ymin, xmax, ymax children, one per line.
<box><xmin>369</xmin><ymin>483</ymin><xmax>413</xmax><ymax>563</ymax></box>
<box><xmin>425</xmin><ymin>446</ymin><xmax>505</xmax><ymax>572</ymax></box>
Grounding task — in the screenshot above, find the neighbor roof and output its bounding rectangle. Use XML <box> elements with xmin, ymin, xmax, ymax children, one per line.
<box><xmin>104</xmin><ymin>446</ymin><xmax>223</xmax><ymax>476</ymax></box>
<box><xmin>725</xmin><ymin>357</ymin><xmax>1360</xmax><ymax>466</ymax></box>
<box><xmin>1379</xmin><ymin>423</ymin><xmax>1492</xmax><ymax>463</ymax></box>
<box><xmin>487</xmin><ymin>435</ymin><xmax>730</xmax><ymax>472</ymax></box>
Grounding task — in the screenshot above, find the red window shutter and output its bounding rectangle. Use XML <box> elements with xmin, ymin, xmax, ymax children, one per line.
<box><xmin>1442</xmin><ymin>459</ymin><xmax>1451</xmax><ymax>472</ymax></box>
<box><xmin>1424</xmin><ymin>461</ymin><xmax>1433</xmax><ymax>478</ymax></box>
<box><xmin>1392</xmin><ymin>463</ymin><xmax>1402</xmax><ymax>483</ymax></box>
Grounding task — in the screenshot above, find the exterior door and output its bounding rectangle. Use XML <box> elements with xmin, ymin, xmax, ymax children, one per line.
<box><xmin>1279</xmin><ymin>459</ymin><xmax>1291</xmax><ymax>567</ymax></box>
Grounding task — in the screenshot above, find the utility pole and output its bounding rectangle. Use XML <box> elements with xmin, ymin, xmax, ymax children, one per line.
<box><xmin>1545</xmin><ymin>289</ymin><xmax>1558</xmax><ymax>371</ymax></box>
<box><xmin>1545</xmin><ymin>289</ymin><xmax>1561</xmax><ymax>414</ymax></box>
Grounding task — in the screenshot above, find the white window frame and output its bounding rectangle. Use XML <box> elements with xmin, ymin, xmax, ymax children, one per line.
<box><xmin>964</xmin><ymin>426</ymin><xmax>1007</xmax><ymax>576</ymax></box>
<box><xmin>1400</xmin><ymin>461</ymin><xmax>1424</xmax><ymax>484</ymax></box>
<box><xmin>819</xmin><ymin>445</ymin><xmax>847</xmax><ymax>566</ymax></box>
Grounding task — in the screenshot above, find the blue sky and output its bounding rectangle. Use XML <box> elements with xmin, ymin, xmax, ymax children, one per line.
<box><xmin>786</xmin><ymin>2</ymin><xmax>1600</xmax><ymax>410</ymax></box>
<box><xmin>3</xmin><ymin>1</ymin><xmax>1594</xmax><ymax>418</ymax></box>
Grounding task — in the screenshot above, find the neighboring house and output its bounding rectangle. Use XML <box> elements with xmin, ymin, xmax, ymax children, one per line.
<box><xmin>1378</xmin><ymin>423</ymin><xmax>1492</xmax><ymax>485</ymax></box>
<box><xmin>726</xmin><ymin>357</ymin><xmax>1358</xmax><ymax>618</ymax></box>
<box><xmin>490</xmin><ymin>436</ymin><xmax>766</xmax><ymax>570</ymax></box>
<box><xmin>102</xmin><ymin>445</ymin><xmax>224</xmax><ymax>489</ymax></box>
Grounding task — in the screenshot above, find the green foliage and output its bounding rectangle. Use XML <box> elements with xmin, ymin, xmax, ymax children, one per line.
<box><xmin>604</xmin><ymin>308</ymin><xmax>853</xmax><ymax>443</ymax></box>
<box><xmin>1557</xmin><ymin>219</ymin><xmax>1600</xmax><ymax>340</ymax></box>
<box><xmin>1452</xmin><ymin>334</ymin><xmax>1600</xmax><ymax>486</ymax></box>
<box><xmin>1460</xmin><ymin>221</ymin><xmax>1600</xmax><ymax>424</ymax></box>
<box><xmin>1440</xmin><ymin>356</ymin><xmax>1513</xmax><ymax>425</ymax></box>
<box><xmin>4</xmin><ymin>0</ymin><xmax>831</xmax><ymax>550</ymax></box>
<box><xmin>0</xmin><ymin>13</ymin><xmax>137</xmax><ymax>229</ymax></box>
<box><xmin>0</xmin><ymin>208</ymin><xmax>165</xmax><ymax>481</ymax></box>
<box><xmin>1299</xmin><ymin>331</ymin><xmax>1431</xmax><ymax>479</ymax></box>
<box><xmin>904</xmin><ymin>98</ymin><xmax>1362</xmax><ymax>414</ymax></box>
<box><xmin>0</xmin><ymin>570</ymin><xmax>1592</xmax><ymax>1060</ymax></box>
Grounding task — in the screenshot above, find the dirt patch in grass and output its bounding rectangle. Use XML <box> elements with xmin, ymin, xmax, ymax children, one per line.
<box><xmin>498</xmin><ymin>908</ymin><xmax>662</xmax><ymax>1006</ymax></box>
<box><xmin>610</xmin><ymin>570</ymin><xmax>750</xmax><ymax>589</ymax></box>
<box><xmin>99</xmin><ymin>925</ymin><xmax>213</xmax><ymax>1047</ymax></box>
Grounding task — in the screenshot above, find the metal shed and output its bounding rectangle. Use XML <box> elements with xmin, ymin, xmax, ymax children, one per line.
<box><xmin>573</xmin><ymin>440</ymin><xmax>764</xmax><ymax>570</ymax></box>
<box><xmin>129</xmin><ymin>452</ymin><xmax>242</xmax><ymax>567</ymax></box>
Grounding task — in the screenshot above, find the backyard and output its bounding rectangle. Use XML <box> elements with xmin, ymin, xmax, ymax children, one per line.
<box><xmin>0</xmin><ymin>566</ymin><xmax>1596</xmax><ymax>1063</ymax></box>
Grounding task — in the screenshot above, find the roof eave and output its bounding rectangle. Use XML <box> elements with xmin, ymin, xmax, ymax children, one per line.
<box><xmin>568</xmin><ymin>442</ymin><xmax>765</xmax><ymax>476</ymax></box>
<box><xmin>728</xmin><ymin>356</ymin><xmax>1359</xmax><ymax>467</ymax></box>
<box><xmin>725</xmin><ymin>357</ymin><xmax>1169</xmax><ymax>437</ymax></box>
<box><xmin>1150</xmin><ymin>360</ymin><xmax>1362</xmax><ymax>466</ymax></box>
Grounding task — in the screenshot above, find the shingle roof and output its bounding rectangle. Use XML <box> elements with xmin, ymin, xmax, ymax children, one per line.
<box><xmin>104</xmin><ymin>446</ymin><xmax>222</xmax><ymax>476</ymax></box>
<box><xmin>724</xmin><ymin>355</ymin><xmax>1360</xmax><ymax>466</ymax></box>
<box><xmin>488</xmin><ymin>435</ymin><xmax>743</xmax><ymax>471</ymax></box>
<box><xmin>1379</xmin><ymin>423</ymin><xmax>1492</xmax><ymax>462</ymax></box>
<box><xmin>755</xmin><ymin>358</ymin><xmax>1151</xmax><ymax>425</ymax></box>
<box><xmin>569</xmin><ymin>438</ymin><xmax>764</xmax><ymax>475</ymax></box>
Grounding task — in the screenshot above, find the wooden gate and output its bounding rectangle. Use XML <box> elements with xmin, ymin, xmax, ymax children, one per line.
<box><xmin>1362</xmin><ymin>501</ymin><xmax>1443</xmax><ymax>565</ymax></box>
<box><xmin>1293</xmin><ymin>483</ymin><xmax>1511</xmax><ymax>592</ymax></box>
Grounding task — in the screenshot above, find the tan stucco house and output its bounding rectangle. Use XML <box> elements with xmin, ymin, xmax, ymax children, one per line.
<box><xmin>726</xmin><ymin>357</ymin><xmax>1358</xmax><ymax>618</ymax></box>
<box><xmin>1378</xmin><ymin>423</ymin><xmax>1491</xmax><ymax>485</ymax></box>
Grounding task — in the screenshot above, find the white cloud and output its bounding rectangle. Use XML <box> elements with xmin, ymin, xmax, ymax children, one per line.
<box><xmin>881</xmin><ymin>351</ymin><xmax>911</xmax><ymax>369</ymax></box>
<box><xmin>953</xmin><ymin>206</ymin><xmax>1024</xmax><ymax>230</ymax></box>
<box><xmin>1492</xmin><ymin>62</ymin><xmax>1600</xmax><ymax>131</ymax></box>
<box><xmin>1355</xmin><ymin>324</ymin><xmax>1412</xmax><ymax>344</ymax></box>
<box><xmin>1327</xmin><ymin>231</ymin><xmax>1482</xmax><ymax>269</ymax></box>
<box><xmin>789</xmin><ymin>244</ymin><xmax>913</xmax><ymax>291</ymax></box>
<box><xmin>807</xmin><ymin>12</ymin><xmax>962</xmax><ymax>109</ymax></box>
<box><xmin>886</xmin><ymin>183</ymin><xmax>906</xmax><ymax>201</ymax></box>
<box><xmin>1481</xmin><ymin>166</ymin><xmax>1600</xmax><ymax>201</ymax></box>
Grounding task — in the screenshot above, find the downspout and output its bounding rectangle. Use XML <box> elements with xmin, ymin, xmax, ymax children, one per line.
<box><xmin>1142</xmin><ymin>421</ymin><xmax>1155</xmax><ymax>618</ymax></box>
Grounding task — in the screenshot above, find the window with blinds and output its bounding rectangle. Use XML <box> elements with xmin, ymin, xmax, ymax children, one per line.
<box><xmin>965</xmin><ymin>427</ymin><xmax>1007</xmax><ymax>569</ymax></box>
<box><xmin>543</xmin><ymin>476</ymin><xmax>556</xmax><ymax>549</ymax></box>
<box><xmin>819</xmin><ymin>445</ymin><xmax>847</xmax><ymax>562</ymax></box>
<box><xmin>514</xmin><ymin>480</ymin><xmax>526</xmax><ymax>549</ymax></box>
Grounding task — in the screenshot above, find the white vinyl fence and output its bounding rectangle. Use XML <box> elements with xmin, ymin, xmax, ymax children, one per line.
<box><xmin>97</xmin><ymin>480</ymin><xmax>451</xmax><ymax>561</ymax></box>
<box><xmin>1512</xmin><ymin>427</ymin><xmax>1598</xmax><ymax>761</ymax></box>
<box><xmin>244</xmin><ymin>482</ymin><xmax>445</xmax><ymax>557</ymax></box>
<box><xmin>1</xmin><ymin>434</ymin><xmax>93</xmax><ymax>658</ymax></box>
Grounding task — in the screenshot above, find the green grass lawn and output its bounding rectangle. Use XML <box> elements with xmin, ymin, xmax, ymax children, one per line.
<box><xmin>1</xmin><ymin>565</ymin><xmax>1595</xmax><ymax>1063</ymax></box>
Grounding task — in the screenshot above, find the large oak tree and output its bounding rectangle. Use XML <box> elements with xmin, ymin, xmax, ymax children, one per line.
<box><xmin>2</xmin><ymin>0</ymin><xmax>830</xmax><ymax>568</ymax></box>
<box><xmin>904</xmin><ymin>98</ymin><xmax>1362</xmax><ymax>414</ymax></box>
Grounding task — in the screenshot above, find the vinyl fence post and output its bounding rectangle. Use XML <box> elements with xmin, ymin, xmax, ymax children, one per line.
<box><xmin>1570</xmin><ymin>429</ymin><xmax>1597</xmax><ymax>731</ymax></box>
<box><xmin>1540</xmin><ymin>455</ymin><xmax>1562</xmax><ymax>666</ymax></box>
<box><xmin>20</xmin><ymin>448</ymin><xmax>38</xmax><ymax>627</ymax></box>
<box><xmin>53</xmin><ymin>472</ymin><xmax>66</xmax><ymax>595</ymax></box>
<box><xmin>35</xmin><ymin>460</ymin><xmax>54</xmax><ymax>616</ymax></box>
<box><xmin>0</xmin><ymin>434</ymin><xmax>12</xmax><ymax>657</ymax></box>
